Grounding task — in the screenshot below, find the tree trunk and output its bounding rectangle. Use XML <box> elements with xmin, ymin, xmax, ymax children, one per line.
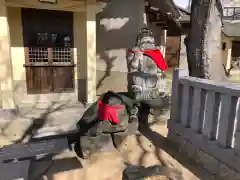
<box><xmin>185</xmin><ymin>0</ymin><xmax>227</xmax><ymax>81</ymax></box>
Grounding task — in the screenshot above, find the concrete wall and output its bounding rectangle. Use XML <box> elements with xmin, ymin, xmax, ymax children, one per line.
<box><xmin>96</xmin><ymin>0</ymin><xmax>146</xmax><ymax>94</ymax></box>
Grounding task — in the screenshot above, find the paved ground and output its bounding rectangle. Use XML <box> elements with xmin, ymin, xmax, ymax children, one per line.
<box><xmin>0</xmin><ymin>102</ymin><xmax>87</xmax><ymax>146</ymax></box>
<box><xmin>25</xmin><ymin>112</ymin><xmax>217</xmax><ymax>180</ymax></box>
<box><xmin>0</xmin><ymin>69</ymin><xmax>227</xmax><ymax>180</ymax></box>
<box><xmin>0</xmin><ymin>105</ymin><xmax>217</xmax><ymax>180</ymax></box>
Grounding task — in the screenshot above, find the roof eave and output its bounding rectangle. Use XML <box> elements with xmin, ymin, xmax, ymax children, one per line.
<box><xmin>147</xmin><ymin>0</ymin><xmax>181</xmax><ymax>19</ymax></box>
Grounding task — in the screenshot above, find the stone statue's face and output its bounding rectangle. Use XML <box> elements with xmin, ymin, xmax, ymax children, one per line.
<box><xmin>138</xmin><ymin>37</ymin><xmax>155</xmax><ymax>49</ymax></box>
<box><xmin>136</xmin><ymin>28</ymin><xmax>155</xmax><ymax>50</ymax></box>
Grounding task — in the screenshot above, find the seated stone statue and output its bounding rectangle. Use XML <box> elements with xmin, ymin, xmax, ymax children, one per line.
<box><xmin>74</xmin><ymin>91</ymin><xmax>138</xmax><ymax>158</ymax></box>
<box><xmin>127</xmin><ymin>28</ymin><xmax>168</xmax><ymax>107</ymax></box>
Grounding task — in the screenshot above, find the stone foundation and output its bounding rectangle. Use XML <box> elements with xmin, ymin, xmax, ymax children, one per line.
<box><xmin>167</xmin><ymin>126</ymin><xmax>240</xmax><ymax>180</ymax></box>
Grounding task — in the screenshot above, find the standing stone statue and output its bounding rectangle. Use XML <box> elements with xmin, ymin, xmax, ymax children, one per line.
<box><xmin>127</xmin><ymin>28</ymin><xmax>168</xmax><ymax>108</ymax></box>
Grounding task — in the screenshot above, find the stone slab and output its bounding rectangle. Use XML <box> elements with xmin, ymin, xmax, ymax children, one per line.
<box><xmin>74</xmin><ymin>134</ymin><xmax>114</xmax><ymax>159</ymax></box>
<box><xmin>0</xmin><ymin>137</ymin><xmax>69</xmax><ymax>161</ymax></box>
<box><xmin>0</xmin><ymin>160</ymin><xmax>30</xmax><ymax>180</ymax></box>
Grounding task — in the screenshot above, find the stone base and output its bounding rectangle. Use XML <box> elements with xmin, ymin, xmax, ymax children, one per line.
<box><xmin>74</xmin><ymin>134</ymin><xmax>114</xmax><ymax>159</ymax></box>
<box><xmin>74</xmin><ymin>117</ymin><xmax>139</xmax><ymax>158</ymax></box>
<box><xmin>112</xmin><ymin>119</ymin><xmax>139</xmax><ymax>149</ymax></box>
<box><xmin>167</xmin><ymin>122</ymin><xmax>240</xmax><ymax>180</ymax></box>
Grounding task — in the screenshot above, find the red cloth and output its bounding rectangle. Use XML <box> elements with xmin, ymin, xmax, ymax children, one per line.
<box><xmin>97</xmin><ymin>100</ymin><xmax>124</xmax><ymax>124</ymax></box>
<box><xmin>128</xmin><ymin>49</ymin><xmax>168</xmax><ymax>71</ymax></box>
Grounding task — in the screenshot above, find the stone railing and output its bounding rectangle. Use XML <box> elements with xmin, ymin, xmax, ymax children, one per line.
<box><xmin>223</xmin><ymin>7</ymin><xmax>240</xmax><ymax>20</ymax></box>
<box><xmin>167</xmin><ymin>69</ymin><xmax>240</xmax><ymax>179</ymax></box>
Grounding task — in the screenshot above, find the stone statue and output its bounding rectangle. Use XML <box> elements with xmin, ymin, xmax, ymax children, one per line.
<box><xmin>127</xmin><ymin>28</ymin><xmax>168</xmax><ymax>107</ymax></box>
<box><xmin>74</xmin><ymin>91</ymin><xmax>139</xmax><ymax>158</ymax></box>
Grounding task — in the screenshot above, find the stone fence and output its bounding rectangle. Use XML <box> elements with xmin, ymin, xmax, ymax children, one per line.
<box><xmin>167</xmin><ymin>69</ymin><xmax>240</xmax><ymax>179</ymax></box>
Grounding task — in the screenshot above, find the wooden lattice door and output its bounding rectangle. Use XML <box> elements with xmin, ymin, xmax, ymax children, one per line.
<box><xmin>22</xmin><ymin>8</ymin><xmax>75</xmax><ymax>94</ymax></box>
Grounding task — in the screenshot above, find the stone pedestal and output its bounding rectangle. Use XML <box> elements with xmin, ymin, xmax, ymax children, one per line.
<box><xmin>74</xmin><ymin>134</ymin><xmax>114</xmax><ymax>159</ymax></box>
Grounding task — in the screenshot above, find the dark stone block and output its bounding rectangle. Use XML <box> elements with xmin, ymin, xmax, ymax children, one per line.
<box><xmin>74</xmin><ymin>134</ymin><xmax>114</xmax><ymax>159</ymax></box>
<box><xmin>122</xmin><ymin>164</ymin><xmax>182</xmax><ymax>180</ymax></box>
<box><xmin>123</xmin><ymin>165</ymin><xmax>162</xmax><ymax>180</ymax></box>
<box><xmin>0</xmin><ymin>138</ymin><xmax>68</xmax><ymax>162</ymax></box>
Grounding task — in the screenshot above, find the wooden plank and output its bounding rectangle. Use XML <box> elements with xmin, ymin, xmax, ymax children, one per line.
<box><xmin>52</xmin><ymin>66</ymin><xmax>74</xmax><ymax>92</ymax></box>
<box><xmin>25</xmin><ymin>67</ymin><xmax>33</xmax><ymax>93</ymax></box>
<box><xmin>24</xmin><ymin>47</ymin><xmax>30</xmax><ymax>64</ymax></box>
<box><xmin>0</xmin><ymin>137</ymin><xmax>68</xmax><ymax>162</ymax></box>
<box><xmin>38</xmin><ymin>67</ymin><xmax>51</xmax><ymax>93</ymax></box>
<box><xmin>26</xmin><ymin>66</ymin><xmax>52</xmax><ymax>94</ymax></box>
<box><xmin>202</xmin><ymin>92</ymin><xmax>220</xmax><ymax>140</ymax></box>
<box><xmin>180</xmin><ymin>84</ymin><xmax>193</xmax><ymax>127</ymax></box>
<box><xmin>48</xmin><ymin>47</ymin><xmax>53</xmax><ymax>64</ymax></box>
<box><xmin>190</xmin><ymin>88</ymin><xmax>205</xmax><ymax>132</ymax></box>
<box><xmin>217</xmin><ymin>95</ymin><xmax>237</xmax><ymax>148</ymax></box>
<box><xmin>170</xmin><ymin>69</ymin><xmax>188</xmax><ymax>123</ymax></box>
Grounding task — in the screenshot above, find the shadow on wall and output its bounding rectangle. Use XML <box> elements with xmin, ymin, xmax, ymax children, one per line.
<box><xmin>96</xmin><ymin>0</ymin><xmax>145</xmax><ymax>92</ymax></box>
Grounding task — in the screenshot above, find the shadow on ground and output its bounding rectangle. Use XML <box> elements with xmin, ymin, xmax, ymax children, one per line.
<box><xmin>29</xmin><ymin>155</ymin><xmax>83</xmax><ymax>180</ymax></box>
<box><xmin>135</xmin><ymin>104</ymin><xmax>217</xmax><ymax>180</ymax></box>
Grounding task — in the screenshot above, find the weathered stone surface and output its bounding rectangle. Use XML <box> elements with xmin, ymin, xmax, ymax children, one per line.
<box><xmin>179</xmin><ymin>139</ymin><xmax>197</xmax><ymax>159</ymax></box>
<box><xmin>100</xmin><ymin>116</ymin><xmax>129</xmax><ymax>134</ymax></box>
<box><xmin>112</xmin><ymin>133</ymin><xmax>130</xmax><ymax>149</ymax></box>
<box><xmin>74</xmin><ymin>134</ymin><xmax>114</xmax><ymax>159</ymax></box>
<box><xmin>219</xmin><ymin>163</ymin><xmax>240</xmax><ymax>180</ymax></box>
<box><xmin>196</xmin><ymin>150</ymin><xmax>219</xmax><ymax>175</ymax></box>
<box><xmin>112</xmin><ymin>120</ymin><xmax>139</xmax><ymax>149</ymax></box>
<box><xmin>127</xmin><ymin>117</ymin><xmax>139</xmax><ymax>134</ymax></box>
<box><xmin>167</xmin><ymin>131</ymin><xmax>180</xmax><ymax>147</ymax></box>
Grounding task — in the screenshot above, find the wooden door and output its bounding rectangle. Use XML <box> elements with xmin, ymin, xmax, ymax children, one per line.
<box><xmin>22</xmin><ymin>8</ymin><xmax>74</xmax><ymax>94</ymax></box>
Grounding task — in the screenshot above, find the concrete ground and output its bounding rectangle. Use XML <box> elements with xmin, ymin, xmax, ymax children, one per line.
<box><xmin>0</xmin><ymin>70</ymin><xmax>219</xmax><ymax>180</ymax></box>
<box><xmin>0</xmin><ymin>106</ymin><xmax>217</xmax><ymax>180</ymax></box>
<box><xmin>0</xmin><ymin>102</ymin><xmax>87</xmax><ymax>146</ymax></box>
<box><xmin>26</xmin><ymin>69</ymin><xmax>238</xmax><ymax>180</ymax></box>
<box><xmin>27</xmin><ymin>117</ymin><xmax>217</xmax><ymax>180</ymax></box>
<box><xmin>229</xmin><ymin>69</ymin><xmax>240</xmax><ymax>83</ymax></box>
